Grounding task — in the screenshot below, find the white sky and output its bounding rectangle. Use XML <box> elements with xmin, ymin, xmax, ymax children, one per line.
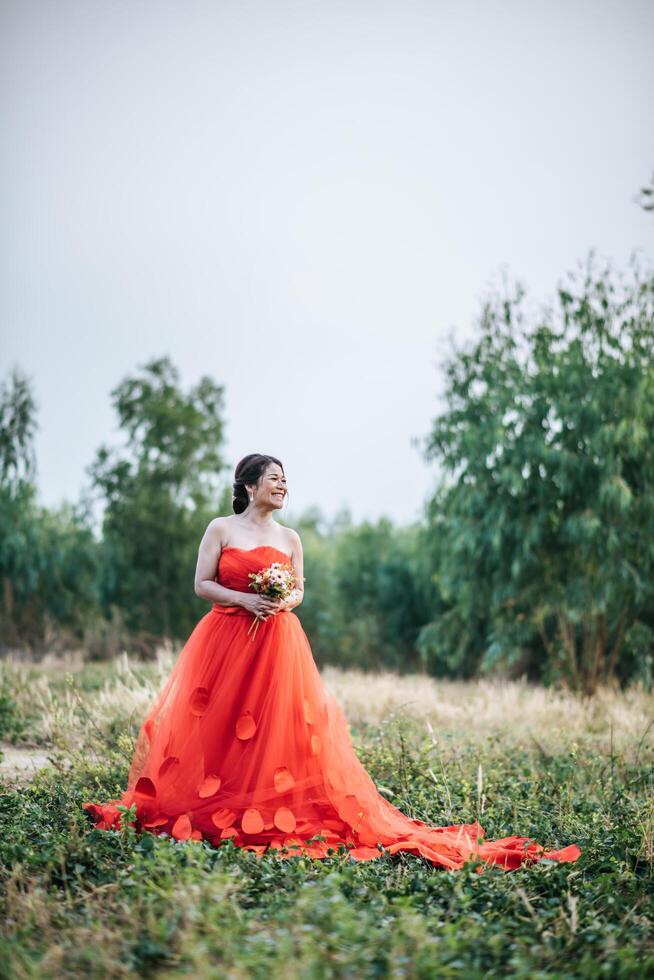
<box><xmin>2</xmin><ymin>0</ymin><xmax>653</xmax><ymax>527</ymax></box>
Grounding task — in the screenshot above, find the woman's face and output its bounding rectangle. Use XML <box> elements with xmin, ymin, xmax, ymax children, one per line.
<box><xmin>252</xmin><ymin>463</ymin><xmax>287</xmax><ymax>510</ymax></box>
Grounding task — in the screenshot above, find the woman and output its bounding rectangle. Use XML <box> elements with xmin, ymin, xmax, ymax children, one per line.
<box><xmin>83</xmin><ymin>453</ymin><xmax>581</xmax><ymax>870</ymax></box>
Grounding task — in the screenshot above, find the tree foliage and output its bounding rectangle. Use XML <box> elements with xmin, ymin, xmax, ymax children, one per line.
<box><xmin>88</xmin><ymin>356</ymin><xmax>230</xmax><ymax>642</ymax></box>
<box><xmin>285</xmin><ymin>510</ymin><xmax>432</xmax><ymax>674</ymax></box>
<box><xmin>330</xmin><ymin>518</ymin><xmax>430</xmax><ymax>672</ymax></box>
<box><xmin>421</xmin><ymin>253</ymin><xmax>654</xmax><ymax>692</ymax></box>
<box><xmin>0</xmin><ymin>368</ymin><xmax>100</xmax><ymax>651</ymax></box>
<box><xmin>0</xmin><ymin>367</ymin><xmax>37</xmax><ymax>493</ymax></box>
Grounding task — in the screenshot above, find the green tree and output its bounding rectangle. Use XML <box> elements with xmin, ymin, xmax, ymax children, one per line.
<box><xmin>329</xmin><ymin>518</ymin><xmax>429</xmax><ymax>672</ymax></box>
<box><xmin>279</xmin><ymin>506</ymin><xmax>340</xmax><ymax>666</ymax></box>
<box><xmin>414</xmin><ymin>488</ymin><xmax>488</xmax><ymax>679</ymax></box>
<box><xmin>0</xmin><ymin>366</ymin><xmax>37</xmax><ymax>492</ymax></box>
<box><xmin>0</xmin><ymin>367</ymin><xmax>39</xmax><ymax>646</ymax></box>
<box><xmin>0</xmin><ymin>368</ymin><xmax>100</xmax><ymax>651</ymax></box>
<box><xmin>89</xmin><ymin>356</ymin><xmax>230</xmax><ymax>642</ymax></box>
<box><xmin>421</xmin><ymin>254</ymin><xmax>654</xmax><ymax>694</ymax></box>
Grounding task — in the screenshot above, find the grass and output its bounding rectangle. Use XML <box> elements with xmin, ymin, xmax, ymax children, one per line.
<box><xmin>0</xmin><ymin>651</ymin><xmax>652</xmax><ymax>978</ymax></box>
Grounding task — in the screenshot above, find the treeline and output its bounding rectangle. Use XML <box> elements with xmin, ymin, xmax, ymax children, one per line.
<box><xmin>1</xmin><ymin>254</ymin><xmax>653</xmax><ymax>693</ymax></box>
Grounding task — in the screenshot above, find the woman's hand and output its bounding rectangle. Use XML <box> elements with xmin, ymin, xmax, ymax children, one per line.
<box><xmin>240</xmin><ymin>594</ymin><xmax>285</xmax><ymax>620</ymax></box>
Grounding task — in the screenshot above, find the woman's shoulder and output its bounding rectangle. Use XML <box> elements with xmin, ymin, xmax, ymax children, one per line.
<box><xmin>283</xmin><ymin>525</ymin><xmax>301</xmax><ymax>545</ymax></box>
<box><xmin>279</xmin><ymin>525</ymin><xmax>302</xmax><ymax>556</ymax></box>
<box><xmin>202</xmin><ymin>515</ymin><xmax>232</xmax><ymax>545</ymax></box>
<box><xmin>207</xmin><ymin>515</ymin><xmax>230</xmax><ymax>534</ymax></box>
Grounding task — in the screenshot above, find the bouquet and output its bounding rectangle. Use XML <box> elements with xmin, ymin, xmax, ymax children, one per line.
<box><xmin>246</xmin><ymin>561</ymin><xmax>297</xmax><ymax>641</ymax></box>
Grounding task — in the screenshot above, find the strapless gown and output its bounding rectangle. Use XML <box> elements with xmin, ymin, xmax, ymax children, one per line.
<box><xmin>83</xmin><ymin>546</ymin><xmax>581</xmax><ymax>871</ymax></box>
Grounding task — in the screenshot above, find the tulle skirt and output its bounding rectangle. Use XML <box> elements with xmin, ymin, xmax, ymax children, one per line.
<box><xmin>83</xmin><ymin>605</ymin><xmax>581</xmax><ymax>871</ymax></box>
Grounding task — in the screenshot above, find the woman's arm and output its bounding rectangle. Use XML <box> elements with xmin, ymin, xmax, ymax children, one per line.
<box><xmin>194</xmin><ymin>518</ymin><xmax>247</xmax><ymax>606</ymax></box>
<box><xmin>279</xmin><ymin>528</ymin><xmax>305</xmax><ymax>612</ymax></box>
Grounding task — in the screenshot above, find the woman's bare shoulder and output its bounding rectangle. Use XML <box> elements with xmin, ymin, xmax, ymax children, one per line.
<box><xmin>281</xmin><ymin>525</ymin><xmax>302</xmax><ymax>553</ymax></box>
<box><xmin>204</xmin><ymin>515</ymin><xmax>234</xmax><ymax>543</ymax></box>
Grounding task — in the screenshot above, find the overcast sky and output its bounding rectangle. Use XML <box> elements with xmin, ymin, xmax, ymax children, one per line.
<box><xmin>2</xmin><ymin>0</ymin><xmax>653</xmax><ymax>529</ymax></box>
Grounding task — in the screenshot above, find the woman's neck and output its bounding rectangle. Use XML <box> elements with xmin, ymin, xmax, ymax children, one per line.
<box><xmin>237</xmin><ymin>512</ymin><xmax>274</xmax><ymax>528</ymax></box>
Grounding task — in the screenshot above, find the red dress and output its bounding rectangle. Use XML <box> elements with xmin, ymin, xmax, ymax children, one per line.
<box><xmin>83</xmin><ymin>545</ymin><xmax>581</xmax><ymax>870</ymax></box>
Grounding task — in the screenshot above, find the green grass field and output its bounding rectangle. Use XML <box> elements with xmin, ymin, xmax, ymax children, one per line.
<box><xmin>1</xmin><ymin>653</ymin><xmax>652</xmax><ymax>978</ymax></box>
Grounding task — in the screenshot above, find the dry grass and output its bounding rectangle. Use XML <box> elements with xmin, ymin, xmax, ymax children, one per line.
<box><xmin>322</xmin><ymin>665</ymin><xmax>654</xmax><ymax>758</ymax></box>
<box><xmin>1</xmin><ymin>650</ymin><xmax>653</xmax><ymax>772</ymax></box>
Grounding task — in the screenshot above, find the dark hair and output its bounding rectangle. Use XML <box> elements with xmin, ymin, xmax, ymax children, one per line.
<box><xmin>232</xmin><ymin>453</ymin><xmax>285</xmax><ymax>515</ymax></box>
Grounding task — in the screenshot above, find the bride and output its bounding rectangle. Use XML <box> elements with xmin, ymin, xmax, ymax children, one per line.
<box><xmin>83</xmin><ymin>452</ymin><xmax>581</xmax><ymax>871</ymax></box>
